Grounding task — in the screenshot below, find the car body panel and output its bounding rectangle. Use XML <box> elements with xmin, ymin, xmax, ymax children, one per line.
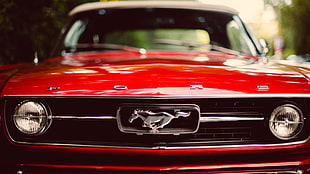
<box><xmin>1</xmin><ymin>51</ymin><xmax>309</xmax><ymax>97</ymax></box>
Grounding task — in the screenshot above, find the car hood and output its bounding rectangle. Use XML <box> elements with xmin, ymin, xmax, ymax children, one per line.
<box><xmin>2</xmin><ymin>51</ymin><xmax>310</xmax><ymax>96</ymax></box>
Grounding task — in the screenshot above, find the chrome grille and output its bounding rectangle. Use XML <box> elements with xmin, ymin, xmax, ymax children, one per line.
<box><xmin>4</xmin><ymin>97</ymin><xmax>309</xmax><ymax>148</ymax></box>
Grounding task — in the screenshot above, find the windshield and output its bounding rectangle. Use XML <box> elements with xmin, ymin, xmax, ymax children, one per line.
<box><xmin>54</xmin><ymin>8</ymin><xmax>259</xmax><ymax>56</ymax></box>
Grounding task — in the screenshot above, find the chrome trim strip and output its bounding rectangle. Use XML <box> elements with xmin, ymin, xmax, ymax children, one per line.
<box><xmin>200</xmin><ymin>112</ymin><xmax>264</xmax><ymax>122</ymax></box>
<box><xmin>51</xmin><ymin>115</ymin><xmax>264</xmax><ymax>122</ymax></box>
<box><xmin>162</xmin><ymin>139</ymin><xmax>308</xmax><ymax>150</ymax></box>
<box><xmin>11</xmin><ymin>139</ymin><xmax>307</xmax><ymax>150</ymax></box>
<box><xmin>201</xmin><ymin>112</ymin><xmax>262</xmax><ymax>116</ymax></box>
<box><xmin>200</xmin><ymin>116</ymin><xmax>264</xmax><ymax>122</ymax></box>
<box><xmin>52</xmin><ymin>115</ymin><xmax>116</xmax><ymax>120</ymax></box>
<box><xmin>3</xmin><ymin>93</ymin><xmax>310</xmax><ymax>99</ymax></box>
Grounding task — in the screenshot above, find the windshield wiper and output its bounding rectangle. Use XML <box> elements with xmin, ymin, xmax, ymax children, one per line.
<box><xmin>154</xmin><ymin>39</ymin><xmax>241</xmax><ymax>56</ymax></box>
<box><xmin>64</xmin><ymin>43</ymin><xmax>146</xmax><ymax>55</ymax></box>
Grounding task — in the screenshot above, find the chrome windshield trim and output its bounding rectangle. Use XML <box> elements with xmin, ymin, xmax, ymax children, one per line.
<box><xmin>69</xmin><ymin>1</ymin><xmax>239</xmax><ymax>16</ymax></box>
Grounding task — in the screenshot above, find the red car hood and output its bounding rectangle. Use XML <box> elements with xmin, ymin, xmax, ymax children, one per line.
<box><xmin>2</xmin><ymin>51</ymin><xmax>310</xmax><ymax>96</ymax></box>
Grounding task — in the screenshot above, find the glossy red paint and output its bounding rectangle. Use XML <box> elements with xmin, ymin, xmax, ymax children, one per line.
<box><xmin>1</xmin><ymin>51</ymin><xmax>309</xmax><ymax>173</ymax></box>
<box><xmin>1</xmin><ymin>51</ymin><xmax>309</xmax><ymax>96</ymax></box>
<box><xmin>1</xmin><ymin>1</ymin><xmax>309</xmax><ymax>173</ymax></box>
<box><xmin>3</xmin><ymin>136</ymin><xmax>309</xmax><ymax>172</ymax></box>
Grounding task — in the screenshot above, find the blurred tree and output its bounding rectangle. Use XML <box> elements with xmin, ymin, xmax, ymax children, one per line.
<box><xmin>0</xmin><ymin>0</ymin><xmax>95</xmax><ymax>64</ymax></box>
<box><xmin>281</xmin><ymin>0</ymin><xmax>310</xmax><ymax>55</ymax></box>
<box><xmin>265</xmin><ymin>0</ymin><xmax>310</xmax><ymax>56</ymax></box>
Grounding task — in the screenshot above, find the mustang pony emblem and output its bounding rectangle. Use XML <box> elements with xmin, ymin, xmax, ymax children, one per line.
<box><xmin>129</xmin><ymin>109</ymin><xmax>191</xmax><ymax>132</ymax></box>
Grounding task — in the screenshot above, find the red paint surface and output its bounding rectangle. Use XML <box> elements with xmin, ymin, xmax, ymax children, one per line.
<box><xmin>1</xmin><ymin>51</ymin><xmax>309</xmax><ymax>96</ymax></box>
<box><xmin>1</xmin><ymin>51</ymin><xmax>309</xmax><ymax>172</ymax></box>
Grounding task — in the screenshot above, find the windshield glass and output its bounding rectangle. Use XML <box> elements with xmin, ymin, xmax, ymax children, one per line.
<box><xmin>55</xmin><ymin>8</ymin><xmax>258</xmax><ymax>56</ymax></box>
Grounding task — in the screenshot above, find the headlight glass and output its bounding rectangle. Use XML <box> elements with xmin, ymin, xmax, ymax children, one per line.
<box><xmin>13</xmin><ymin>101</ymin><xmax>51</xmax><ymax>135</ymax></box>
<box><xmin>269</xmin><ymin>104</ymin><xmax>304</xmax><ymax>140</ymax></box>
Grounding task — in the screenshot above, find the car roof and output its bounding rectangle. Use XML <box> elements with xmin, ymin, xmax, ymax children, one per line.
<box><xmin>69</xmin><ymin>1</ymin><xmax>239</xmax><ymax>16</ymax></box>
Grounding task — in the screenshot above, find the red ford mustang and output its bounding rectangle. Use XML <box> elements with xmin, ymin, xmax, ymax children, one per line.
<box><xmin>0</xmin><ymin>1</ymin><xmax>309</xmax><ymax>173</ymax></box>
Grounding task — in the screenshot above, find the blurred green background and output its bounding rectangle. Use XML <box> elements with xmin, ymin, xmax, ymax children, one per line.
<box><xmin>0</xmin><ymin>0</ymin><xmax>309</xmax><ymax>64</ymax></box>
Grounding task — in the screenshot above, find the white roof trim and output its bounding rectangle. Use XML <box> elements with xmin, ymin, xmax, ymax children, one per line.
<box><xmin>69</xmin><ymin>1</ymin><xmax>238</xmax><ymax>16</ymax></box>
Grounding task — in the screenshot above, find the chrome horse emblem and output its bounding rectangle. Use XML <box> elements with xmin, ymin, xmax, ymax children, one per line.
<box><xmin>129</xmin><ymin>109</ymin><xmax>191</xmax><ymax>133</ymax></box>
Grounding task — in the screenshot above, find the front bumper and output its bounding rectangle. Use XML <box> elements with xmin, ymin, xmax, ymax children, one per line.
<box><xmin>1</xmin><ymin>164</ymin><xmax>309</xmax><ymax>174</ymax></box>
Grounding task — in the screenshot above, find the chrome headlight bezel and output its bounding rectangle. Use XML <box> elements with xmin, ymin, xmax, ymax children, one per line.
<box><xmin>13</xmin><ymin>100</ymin><xmax>52</xmax><ymax>135</ymax></box>
<box><xmin>269</xmin><ymin>104</ymin><xmax>304</xmax><ymax>140</ymax></box>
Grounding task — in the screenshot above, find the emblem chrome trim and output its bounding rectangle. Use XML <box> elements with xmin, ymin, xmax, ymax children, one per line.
<box><xmin>129</xmin><ymin>109</ymin><xmax>191</xmax><ymax>133</ymax></box>
<box><xmin>113</xmin><ymin>85</ymin><xmax>128</xmax><ymax>90</ymax></box>
<box><xmin>257</xmin><ymin>85</ymin><xmax>270</xmax><ymax>91</ymax></box>
<box><xmin>47</xmin><ymin>87</ymin><xmax>61</xmax><ymax>91</ymax></box>
<box><xmin>189</xmin><ymin>84</ymin><xmax>204</xmax><ymax>90</ymax></box>
<box><xmin>117</xmin><ymin>104</ymin><xmax>200</xmax><ymax>135</ymax></box>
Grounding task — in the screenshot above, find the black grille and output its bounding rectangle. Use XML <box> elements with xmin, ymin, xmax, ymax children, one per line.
<box><xmin>196</xmin><ymin>125</ymin><xmax>254</xmax><ymax>141</ymax></box>
<box><xmin>4</xmin><ymin>97</ymin><xmax>309</xmax><ymax>148</ymax></box>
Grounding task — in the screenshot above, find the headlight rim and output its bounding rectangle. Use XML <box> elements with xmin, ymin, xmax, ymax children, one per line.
<box><xmin>269</xmin><ymin>104</ymin><xmax>304</xmax><ymax>140</ymax></box>
<box><xmin>13</xmin><ymin>100</ymin><xmax>52</xmax><ymax>136</ymax></box>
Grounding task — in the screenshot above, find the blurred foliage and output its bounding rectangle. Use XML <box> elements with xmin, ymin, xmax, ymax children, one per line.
<box><xmin>0</xmin><ymin>0</ymin><xmax>95</xmax><ymax>64</ymax></box>
<box><xmin>265</xmin><ymin>0</ymin><xmax>310</xmax><ymax>56</ymax></box>
<box><xmin>2</xmin><ymin>0</ymin><xmax>309</xmax><ymax>64</ymax></box>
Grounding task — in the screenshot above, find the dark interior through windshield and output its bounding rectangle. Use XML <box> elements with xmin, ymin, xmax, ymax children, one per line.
<box><xmin>56</xmin><ymin>8</ymin><xmax>258</xmax><ymax>56</ymax></box>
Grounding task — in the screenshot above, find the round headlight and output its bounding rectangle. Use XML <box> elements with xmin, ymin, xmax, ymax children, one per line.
<box><xmin>269</xmin><ymin>104</ymin><xmax>304</xmax><ymax>140</ymax></box>
<box><xmin>13</xmin><ymin>101</ymin><xmax>52</xmax><ymax>135</ymax></box>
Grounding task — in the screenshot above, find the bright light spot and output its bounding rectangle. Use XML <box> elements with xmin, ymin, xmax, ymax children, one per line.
<box><xmin>198</xmin><ymin>0</ymin><xmax>267</xmax><ymax>22</ymax></box>
<box><xmin>199</xmin><ymin>0</ymin><xmax>279</xmax><ymax>39</ymax></box>
<box><xmin>64</xmin><ymin>69</ymin><xmax>98</xmax><ymax>74</ymax></box>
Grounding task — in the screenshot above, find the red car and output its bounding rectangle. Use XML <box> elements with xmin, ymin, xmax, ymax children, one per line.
<box><xmin>0</xmin><ymin>1</ymin><xmax>309</xmax><ymax>173</ymax></box>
